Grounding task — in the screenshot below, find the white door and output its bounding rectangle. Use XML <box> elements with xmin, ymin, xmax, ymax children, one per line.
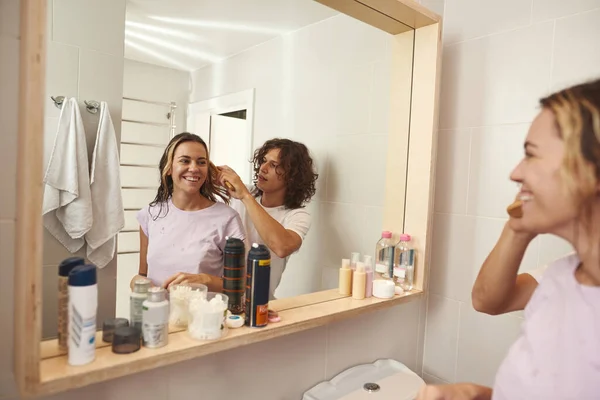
<box><xmin>210</xmin><ymin>115</ymin><xmax>251</xmax><ymax>185</ymax></box>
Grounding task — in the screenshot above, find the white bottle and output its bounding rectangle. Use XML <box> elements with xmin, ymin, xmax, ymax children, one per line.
<box><xmin>394</xmin><ymin>234</ymin><xmax>411</xmax><ymax>287</ymax></box>
<box><xmin>68</xmin><ymin>264</ymin><xmax>98</xmax><ymax>366</ymax></box>
<box><xmin>142</xmin><ymin>287</ymin><xmax>169</xmax><ymax>348</ymax></box>
<box><xmin>375</xmin><ymin>231</ymin><xmax>395</xmax><ymax>280</ymax></box>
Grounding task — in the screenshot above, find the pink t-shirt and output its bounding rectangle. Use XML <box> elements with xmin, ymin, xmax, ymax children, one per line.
<box><xmin>494</xmin><ymin>253</ymin><xmax>600</xmax><ymax>399</ymax></box>
<box><xmin>137</xmin><ymin>200</ymin><xmax>246</xmax><ymax>287</ymax></box>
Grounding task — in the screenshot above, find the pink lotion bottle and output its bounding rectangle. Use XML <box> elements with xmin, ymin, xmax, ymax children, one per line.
<box><xmin>363</xmin><ymin>255</ymin><xmax>374</xmax><ymax>297</ymax></box>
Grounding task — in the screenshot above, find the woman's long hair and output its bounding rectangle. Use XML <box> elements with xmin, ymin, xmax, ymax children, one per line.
<box><xmin>149</xmin><ymin>132</ymin><xmax>229</xmax><ymax>219</ymax></box>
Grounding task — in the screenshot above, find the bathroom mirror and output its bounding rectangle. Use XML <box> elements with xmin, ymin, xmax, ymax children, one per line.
<box><xmin>15</xmin><ymin>0</ymin><xmax>440</xmax><ymax>395</ymax></box>
<box><xmin>39</xmin><ymin>0</ymin><xmax>418</xmax><ymax>342</ymax></box>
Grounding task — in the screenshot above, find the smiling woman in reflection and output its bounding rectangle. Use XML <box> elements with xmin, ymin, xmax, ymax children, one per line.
<box><xmin>130</xmin><ymin>132</ymin><xmax>246</xmax><ymax>292</ymax></box>
<box><xmin>218</xmin><ymin>138</ymin><xmax>318</xmax><ymax>299</ymax></box>
<box><xmin>418</xmin><ymin>79</ymin><xmax>600</xmax><ymax>400</ymax></box>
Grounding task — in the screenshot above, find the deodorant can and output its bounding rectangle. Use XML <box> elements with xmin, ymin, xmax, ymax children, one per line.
<box><xmin>58</xmin><ymin>257</ymin><xmax>85</xmax><ymax>352</ymax></box>
<box><xmin>68</xmin><ymin>264</ymin><xmax>98</xmax><ymax>366</ymax></box>
<box><xmin>245</xmin><ymin>243</ymin><xmax>271</xmax><ymax>328</ymax></box>
<box><xmin>222</xmin><ymin>237</ymin><xmax>245</xmax><ymax>314</ymax></box>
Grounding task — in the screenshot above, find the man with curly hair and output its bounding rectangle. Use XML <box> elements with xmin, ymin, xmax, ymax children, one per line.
<box><xmin>218</xmin><ymin>138</ymin><xmax>318</xmax><ymax>299</ymax></box>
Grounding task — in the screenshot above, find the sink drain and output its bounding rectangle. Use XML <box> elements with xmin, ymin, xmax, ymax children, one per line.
<box><xmin>363</xmin><ymin>382</ymin><xmax>380</xmax><ymax>392</ymax></box>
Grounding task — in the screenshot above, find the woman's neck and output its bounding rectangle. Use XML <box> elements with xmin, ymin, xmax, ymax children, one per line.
<box><xmin>171</xmin><ymin>190</ymin><xmax>212</xmax><ymax>211</ymax></box>
<box><xmin>561</xmin><ymin>208</ymin><xmax>600</xmax><ymax>286</ymax></box>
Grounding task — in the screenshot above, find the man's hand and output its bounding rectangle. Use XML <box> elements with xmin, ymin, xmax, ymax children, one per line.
<box><xmin>217</xmin><ymin>165</ymin><xmax>252</xmax><ymax>200</ymax></box>
<box><xmin>416</xmin><ymin>383</ymin><xmax>492</xmax><ymax>400</ymax></box>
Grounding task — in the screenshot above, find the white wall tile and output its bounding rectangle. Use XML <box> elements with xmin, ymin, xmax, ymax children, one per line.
<box><xmin>423</xmin><ymin>295</ymin><xmax>460</xmax><ymax>382</ymax></box>
<box><xmin>532</xmin><ymin>0</ymin><xmax>600</xmax><ymax>22</ymax></box>
<box><xmin>551</xmin><ymin>8</ymin><xmax>600</xmax><ymax>90</ymax></box>
<box><xmin>123</xmin><ymin>210</ymin><xmax>140</xmax><ymax>231</ymax></box>
<box><xmin>78</xmin><ymin>49</ymin><xmax>124</xmax><ymax>144</ymax></box>
<box><xmin>122</xmin><ymin>188</ymin><xmax>156</xmax><ymax>209</ymax></box>
<box><xmin>456</xmin><ymin>308</ymin><xmax>522</xmax><ymax>386</ymax></box>
<box><xmin>326</xmin><ymin>300</ymin><xmax>422</xmax><ymax>379</ymax></box>
<box><xmin>0</xmin><ymin>36</ymin><xmax>19</xmax><ymax>220</ymax></box>
<box><xmin>467</xmin><ymin>124</ymin><xmax>529</xmax><ymax>218</ymax></box>
<box><xmin>44</xmin><ymin>42</ymin><xmax>79</xmax><ymax>119</ymax></box>
<box><xmin>52</xmin><ymin>0</ymin><xmax>125</xmax><ymax>56</ymax></box>
<box><xmin>319</xmin><ymin>202</ymin><xmax>365</xmax><ymax>269</ymax></box>
<box><xmin>369</xmin><ymin>60</ymin><xmax>392</xmax><ymax>134</ymax></box>
<box><xmin>421</xmin><ymin>0</ymin><xmax>445</xmax><ymax>16</ymax></box>
<box><xmin>117</xmin><ymin>232</ymin><xmax>140</xmax><ymax>253</ymax></box>
<box><xmin>443</xmin><ymin>0</ymin><xmax>532</xmax><ymax>44</ymax></box>
<box><xmin>434</xmin><ymin>129</ymin><xmax>471</xmax><ymax>214</ymax></box>
<box><xmin>327</xmin><ymin>134</ymin><xmax>388</xmax><ymax>206</ymax></box>
<box><xmin>360</xmin><ymin>206</ymin><xmax>384</xmax><ymax>259</ymax></box>
<box><xmin>423</xmin><ymin>372</ymin><xmax>450</xmax><ymax>385</ymax></box>
<box><xmin>169</xmin><ymin>327</ymin><xmax>327</xmax><ymax>400</ymax></box>
<box><xmin>429</xmin><ymin>214</ymin><xmax>539</xmax><ymax>303</ymax></box>
<box><xmin>439</xmin><ymin>22</ymin><xmax>554</xmax><ymax>129</ymax></box>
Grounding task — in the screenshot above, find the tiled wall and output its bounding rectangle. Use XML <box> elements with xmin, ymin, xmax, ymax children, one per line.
<box><xmin>421</xmin><ymin>0</ymin><xmax>600</xmax><ymax>386</ymax></box>
<box><xmin>40</xmin><ymin>0</ymin><xmax>126</xmax><ymax>339</ymax></box>
<box><xmin>190</xmin><ymin>14</ymin><xmax>397</xmax><ymax>299</ymax></box>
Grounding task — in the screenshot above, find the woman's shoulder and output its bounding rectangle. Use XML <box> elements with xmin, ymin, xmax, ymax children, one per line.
<box><xmin>208</xmin><ymin>202</ymin><xmax>240</xmax><ymax>219</ymax></box>
<box><xmin>545</xmin><ymin>252</ymin><xmax>579</xmax><ymax>275</ymax></box>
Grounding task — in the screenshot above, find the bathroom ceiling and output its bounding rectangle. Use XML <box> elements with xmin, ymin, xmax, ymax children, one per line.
<box><xmin>124</xmin><ymin>0</ymin><xmax>339</xmax><ymax>71</ymax></box>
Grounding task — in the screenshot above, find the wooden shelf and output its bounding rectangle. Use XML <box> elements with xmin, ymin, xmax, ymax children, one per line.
<box><xmin>37</xmin><ymin>290</ymin><xmax>422</xmax><ymax>396</ymax></box>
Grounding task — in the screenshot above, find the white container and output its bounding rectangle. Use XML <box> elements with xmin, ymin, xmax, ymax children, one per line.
<box><xmin>302</xmin><ymin>359</ymin><xmax>425</xmax><ymax>400</ymax></box>
<box><xmin>130</xmin><ymin>278</ymin><xmax>151</xmax><ymax>331</ymax></box>
<box><xmin>188</xmin><ymin>292</ymin><xmax>228</xmax><ymax>341</ymax></box>
<box><xmin>68</xmin><ymin>264</ymin><xmax>98</xmax><ymax>366</ymax></box>
<box><xmin>142</xmin><ymin>287</ymin><xmax>169</xmax><ymax>348</ymax></box>
<box><xmin>169</xmin><ymin>283</ymin><xmax>207</xmax><ymax>328</ymax></box>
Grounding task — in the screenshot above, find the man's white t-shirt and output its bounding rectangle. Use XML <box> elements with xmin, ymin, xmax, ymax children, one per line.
<box><xmin>230</xmin><ymin>191</ymin><xmax>311</xmax><ymax>300</ymax></box>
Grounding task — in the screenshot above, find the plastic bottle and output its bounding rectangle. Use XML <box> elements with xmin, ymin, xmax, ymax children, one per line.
<box><xmin>375</xmin><ymin>231</ymin><xmax>395</xmax><ymax>280</ymax></box>
<box><xmin>403</xmin><ymin>249</ymin><xmax>415</xmax><ymax>291</ymax></box>
<box><xmin>58</xmin><ymin>257</ymin><xmax>85</xmax><ymax>353</ymax></box>
<box><xmin>352</xmin><ymin>264</ymin><xmax>366</xmax><ymax>300</ymax></box>
<box><xmin>338</xmin><ymin>258</ymin><xmax>352</xmax><ymax>296</ymax></box>
<box><xmin>222</xmin><ymin>237</ymin><xmax>245</xmax><ymax>314</ymax></box>
<box><xmin>394</xmin><ymin>234</ymin><xmax>411</xmax><ymax>288</ymax></box>
<box><xmin>68</xmin><ymin>264</ymin><xmax>98</xmax><ymax>366</ymax></box>
<box><xmin>131</xmin><ymin>278</ymin><xmax>151</xmax><ymax>333</ymax></box>
<box><xmin>142</xmin><ymin>287</ymin><xmax>169</xmax><ymax>348</ymax></box>
<box><xmin>350</xmin><ymin>252</ymin><xmax>360</xmax><ymax>270</ymax></box>
<box><xmin>363</xmin><ymin>255</ymin><xmax>374</xmax><ymax>298</ymax></box>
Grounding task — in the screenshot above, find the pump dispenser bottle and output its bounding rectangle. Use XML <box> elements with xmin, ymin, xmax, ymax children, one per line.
<box><xmin>352</xmin><ymin>263</ymin><xmax>366</xmax><ymax>300</ymax></box>
<box><xmin>338</xmin><ymin>258</ymin><xmax>352</xmax><ymax>295</ymax></box>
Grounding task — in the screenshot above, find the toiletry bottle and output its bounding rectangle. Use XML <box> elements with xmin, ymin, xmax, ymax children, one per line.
<box><xmin>375</xmin><ymin>231</ymin><xmax>395</xmax><ymax>280</ymax></box>
<box><xmin>68</xmin><ymin>264</ymin><xmax>98</xmax><ymax>366</ymax></box>
<box><xmin>394</xmin><ymin>234</ymin><xmax>411</xmax><ymax>288</ymax></box>
<box><xmin>223</xmin><ymin>237</ymin><xmax>245</xmax><ymax>314</ymax></box>
<box><xmin>352</xmin><ymin>264</ymin><xmax>367</xmax><ymax>300</ymax></box>
<box><xmin>58</xmin><ymin>257</ymin><xmax>85</xmax><ymax>353</ymax></box>
<box><xmin>245</xmin><ymin>243</ymin><xmax>271</xmax><ymax>328</ymax></box>
<box><xmin>403</xmin><ymin>249</ymin><xmax>415</xmax><ymax>291</ymax></box>
<box><xmin>363</xmin><ymin>255</ymin><xmax>374</xmax><ymax>298</ymax></box>
<box><xmin>338</xmin><ymin>258</ymin><xmax>352</xmax><ymax>295</ymax></box>
<box><xmin>350</xmin><ymin>252</ymin><xmax>360</xmax><ymax>270</ymax></box>
<box><xmin>131</xmin><ymin>277</ymin><xmax>151</xmax><ymax>333</ymax></box>
<box><xmin>142</xmin><ymin>287</ymin><xmax>169</xmax><ymax>348</ymax></box>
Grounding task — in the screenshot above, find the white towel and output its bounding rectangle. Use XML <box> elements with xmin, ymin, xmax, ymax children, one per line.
<box><xmin>42</xmin><ymin>97</ymin><xmax>92</xmax><ymax>252</ymax></box>
<box><xmin>85</xmin><ymin>101</ymin><xmax>125</xmax><ymax>268</ymax></box>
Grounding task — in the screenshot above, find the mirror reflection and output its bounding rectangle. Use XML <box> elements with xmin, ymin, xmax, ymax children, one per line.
<box><xmin>41</xmin><ymin>0</ymin><xmax>413</xmax><ymax>341</ymax></box>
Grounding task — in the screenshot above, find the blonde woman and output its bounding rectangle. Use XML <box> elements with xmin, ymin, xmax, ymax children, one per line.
<box><xmin>129</xmin><ymin>132</ymin><xmax>246</xmax><ymax>292</ymax></box>
<box><xmin>418</xmin><ymin>79</ymin><xmax>600</xmax><ymax>399</ymax></box>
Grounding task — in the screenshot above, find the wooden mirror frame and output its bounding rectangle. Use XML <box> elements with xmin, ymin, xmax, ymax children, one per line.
<box><xmin>14</xmin><ymin>0</ymin><xmax>442</xmax><ymax>397</ymax></box>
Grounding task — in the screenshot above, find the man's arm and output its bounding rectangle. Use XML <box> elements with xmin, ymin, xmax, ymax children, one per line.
<box><xmin>471</xmin><ymin>223</ymin><xmax>538</xmax><ymax>315</ymax></box>
<box><xmin>240</xmin><ymin>194</ymin><xmax>302</xmax><ymax>258</ymax></box>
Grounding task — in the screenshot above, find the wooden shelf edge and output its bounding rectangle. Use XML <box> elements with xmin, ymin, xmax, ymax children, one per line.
<box><xmin>35</xmin><ymin>290</ymin><xmax>422</xmax><ymax>397</ymax></box>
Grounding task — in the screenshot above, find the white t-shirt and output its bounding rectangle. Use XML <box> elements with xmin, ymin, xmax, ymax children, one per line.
<box><xmin>230</xmin><ymin>191</ymin><xmax>311</xmax><ymax>300</ymax></box>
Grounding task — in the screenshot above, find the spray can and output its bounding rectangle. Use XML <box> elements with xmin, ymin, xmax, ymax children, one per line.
<box><xmin>142</xmin><ymin>287</ymin><xmax>169</xmax><ymax>348</ymax></box>
<box><xmin>222</xmin><ymin>237</ymin><xmax>245</xmax><ymax>315</ymax></box>
<box><xmin>245</xmin><ymin>243</ymin><xmax>271</xmax><ymax>328</ymax></box>
<box><xmin>68</xmin><ymin>264</ymin><xmax>98</xmax><ymax>366</ymax></box>
<box><xmin>58</xmin><ymin>257</ymin><xmax>85</xmax><ymax>352</ymax></box>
